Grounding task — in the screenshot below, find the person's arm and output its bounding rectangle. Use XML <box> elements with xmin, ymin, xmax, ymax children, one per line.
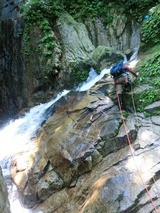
<box><xmin>123</xmin><ymin>65</ymin><xmax>138</xmax><ymax>77</ymax></box>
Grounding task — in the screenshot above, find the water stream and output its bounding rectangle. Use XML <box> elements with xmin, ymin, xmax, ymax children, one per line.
<box><xmin>0</xmin><ymin>67</ymin><xmax>110</xmax><ymax>213</ymax></box>
<box><xmin>0</xmin><ymin>49</ymin><xmax>138</xmax><ymax>212</ymax></box>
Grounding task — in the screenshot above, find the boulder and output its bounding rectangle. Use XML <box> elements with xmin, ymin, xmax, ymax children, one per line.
<box><xmin>91</xmin><ymin>45</ymin><xmax>123</xmax><ymax>71</ymax></box>
<box><xmin>0</xmin><ymin>167</ymin><xmax>11</xmax><ymax>213</ymax></box>
<box><xmin>8</xmin><ymin>76</ymin><xmax>160</xmax><ymax>213</ymax></box>
<box><xmin>144</xmin><ymin>101</ymin><xmax>160</xmax><ymax>114</ymax></box>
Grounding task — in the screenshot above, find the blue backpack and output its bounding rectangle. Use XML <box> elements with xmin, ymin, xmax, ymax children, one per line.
<box><xmin>110</xmin><ymin>61</ymin><xmax>125</xmax><ymax>77</ymax></box>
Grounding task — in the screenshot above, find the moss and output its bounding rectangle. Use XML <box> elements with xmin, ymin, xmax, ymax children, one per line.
<box><xmin>116</xmin><ymin>192</ymin><xmax>124</xmax><ymax>203</ymax></box>
<box><xmin>58</xmin><ymin>12</ymin><xmax>77</xmax><ymax>25</ymax></box>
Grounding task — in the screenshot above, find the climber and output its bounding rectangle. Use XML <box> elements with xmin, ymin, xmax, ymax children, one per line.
<box><xmin>111</xmin><ymin>61</ymin><xmax>138</xmax><ymax>110</ymax></box>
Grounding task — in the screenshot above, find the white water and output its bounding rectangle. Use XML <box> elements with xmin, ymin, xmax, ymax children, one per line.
<box><xmin>77</xmin><ymin>67</ymin><xmax>110</xmax><ymax>91</ymax></box>
<box><xmin>0</xmin><ymin>89</ymin><xmax>70</xmax><ymax>213</ymax></box>
<box><xmin>0</xmin><ymin>67</ymin><xmax>110</xmax><ymax>213</ymax></box>
<box><xmin>0</xmin><ymin>90</ymin><xmax>70</xmax><ymax>163</ymax></box>
<box><xmin>0</xmin><ymin>46</ymin><xmax>138</xmax><ymax>212</ymax></box>
<box><xmin>0</xmin><ymin>45</ymin><xmax>139</xmax><ymax>211</ymax></box>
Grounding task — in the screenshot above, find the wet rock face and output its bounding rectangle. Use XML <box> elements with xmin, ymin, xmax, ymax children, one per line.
<box><xmin>86</xmin><ymin>13</ymin><xmax>140</xmax><ymax>56</ymax></box>
<box><xmin>0</xmin><ymin>1</ymin><xmax>27</xmax><ymax>119</ymax></box>
<box><xmin>0</xmin><ymin>167</ymin><xmax>11</xmax><ymax>213</ymax></box>
<box><xmin>9</xmin><ymin>77</ymin><xmax>136</xmax><ymax>208</ymax></box>
<box><xmin>0</xmin><ymin>18</ymin><xmax>26</xmax><ymax>119</ymax></box>
<box><xmin>0</xmin><ymin>2</ymin><xmax>55</xmax><ymax>122</ymax></box>
<box><xmin>9</xmin><ymin>80</ymin><xmax>117</xmax><ymax>206</ymax></box>
<box><xmin>9</xmin><ymin>75</ymin><xmax>160</xmax><ymax>213</ymax></box>
<box><xmin>0</xmin><ymin>0</ymin><xmax>22</xmax><ymax>21</ymax></box>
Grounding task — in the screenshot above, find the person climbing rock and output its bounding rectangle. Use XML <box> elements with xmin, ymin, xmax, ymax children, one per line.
<box><xmin>110</xmin><ymin>61</ymin><xmax>138</xmax><ymax>110</ymax></box>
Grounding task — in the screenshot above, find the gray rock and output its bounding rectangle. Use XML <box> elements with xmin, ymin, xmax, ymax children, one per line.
<box><xmin>37</xmin><ymin>169</ymin><xmax>64</xmax><ymax>201</ymax></box>
<box><xmin>57</xmin><ymin>13</ymin><xmax>95</xmax><ymax>66</ymax></box>
<box><xmin>0</xmin><ymin>167</ymin><xmax>11</xmax><ymax>213</ymax></box>
<box><xmin>151</xmin><ymin>116</ymin><xmax>160</xmax><ymax>125</ymax></box>
<box><xmin>145</xmin><ymin>101</ymin><xmax>160</xmax><ymax>114</ymax></box>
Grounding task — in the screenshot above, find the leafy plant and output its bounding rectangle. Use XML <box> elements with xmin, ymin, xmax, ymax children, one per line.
<box><xmin>20</xmin><ymin>0</ymin><xmax>159</xmax><ymax>83</ymax></box>
<box><xmin>64</xmin><ymin>0</ymin><xmax>159</xmax><ymax>24</ymax></box>
<box><xmin>118</xmin><ymin>0</ymin><xmax>159</xmax><ymax>21</ymax></box>
<box><xmin>71</xmin><ymin>67</ymin><xmax>89</xmax><ymax>83</ymax></box>
<box><xmin>137</xmin><ymin>52</ymin><xmax>160</xmax><ymax>78</ymax></box>
<box><xmin>134</xmin><ymin>49</ymin><xmax>160</xmax><ymax>112</ymax></box>
<box><xmin>141</xmin><ymin>5</ymin><xmax>160</xmax><ymax>49</ymax></box>
<box><xmin>151</xmin><ymin>77</ymin><xmax>160</xmax><ymax>87</ymax></box>
<box><xmin>20</xmin><ymin>0</ymin><xmax>63</xmax><ymax>79</ymax></box>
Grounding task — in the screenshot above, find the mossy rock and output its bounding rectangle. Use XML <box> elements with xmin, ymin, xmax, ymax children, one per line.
<box><xmin>91</xmin><ymin>45</ymin><xmax>123</xmax><ymax>71</ymax></box>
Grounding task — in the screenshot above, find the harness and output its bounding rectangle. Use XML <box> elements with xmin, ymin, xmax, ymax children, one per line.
<box><xmin>114</xmin><ymin>72</ymin><xmax>129</xmax><ymax>85</ymax></box>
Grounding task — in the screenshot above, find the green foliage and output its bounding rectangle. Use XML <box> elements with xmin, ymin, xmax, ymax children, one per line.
<box><xmin>71</xmin><ymin>67</ymin><xmax>89</xmax><ymax>83</ymax></box>
<box><xmin>138</xmin><ymin>89</ymin><xmax>158</xmax><ymax>105</ymax></box>
<box><xmin>22</xmin><ymin>0</ymin><xmax>64</xmax><ymax>20</ymax></box>
<box><xmin>64</xmin><ymin>0</ymin><xmax>159</xmax><ymax>23</ymax></box>
<box><xmin>141</xmin><ymin>5</ymin><xmax>160</xmax><ymax>49</ymax></box>
<box><xmin>20</xmin><ymin>0</ymin><xmax>63</xmax><ymax>79</ymax></box>
<box><xmin>70</xmin><ymin>60</ymin><xmax>92</xmax><ymax>85</ymax></box>
<box><xmin>64</xmin><ymin>0</ymin><xmax>113</xmax><ymax>24</ymax></box>
<box><xmin>75</xmin><ymin>69</ymin><xmax>88</xmax><ymax>81</ymax></box>
<box><xmin>137</xmin><ymin>52</ymin><xmax>160</xmax><ymax>78</ymax></box>
<box><xmin>118</xmin><ymin>0</ymin><xmax>159</xmax><ymax>21</ymax></box>
<box><xmin>134</xmin><ymin>50</ymin><xmax>160</xmax><ymax>112</ymax></box>
<box><xmin>151</xmin><ymin>77</ymin><xmax>160</xmax><ymax>87</ymax></box>
<box><xmin>136</xmin><ymin>88</ymin><xmax>160</xmax><ymax>113</ymax></box>
<box><xmin>116</xmin><ymin>193</ymin><xmax>124</xmax><ymax>203</ymax></box>
<box><xmin>20</xmin><ymin>0</ymin><xmax>159</xmax><ymax>83</ymax></box>
<box><xmin>21</xmin><ymin>24</ymin><xmax>31</xmax><ymax>56</ymax></box>
<box><xmin>21</xmin><ymin>0</ymin><xmax>160</xmax><ymax>55</ymax></box>
<box><xmin>21</xmin><ymin>1</ymin><xmax>57</xmax><ymax>53</ymax></box>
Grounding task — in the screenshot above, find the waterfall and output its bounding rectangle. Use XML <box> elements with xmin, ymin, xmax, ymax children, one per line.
<box><xmin>77</xmin><ymin>67</ymin><xmax>109</xmax><ymax>91</ymax></box>
<box><xmin>0</xmin><ymin>67</ymin><xmax>110</xmax><ymax>213</ymax></box>
<box><xmin>0</xmin><ymin>89</ymin><xmax>70</xmax><ymax>213</ymax></box>
<box><xmin>129</xmin><ymin>47</ymin><xmax>139</xmax><ymax>61</ymax></box>
<box><xmin>0</xmin><ymin>90</ymin><xmax>70</xmax><ymax>164</ymax></box>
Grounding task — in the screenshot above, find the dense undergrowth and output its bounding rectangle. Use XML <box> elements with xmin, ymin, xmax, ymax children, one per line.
<box><xmin>20</xmin><ymin>0</ymin><xmax>159</xmax><ymax>81</ymax></box>
<box><xmin>20</xmin><ymin>0</ymin><xmax>160</xmax><ymax>114</ymax></box>
<box><xmin>124</xmin><ymin>4</ymin><xmax>160</xmax><ymax>114</ymax></box>
<box><xmin>141</xmin><ymin>5</ymin><xmax>160</xmax><ymax>49</ymax></box>
<box><xmin>133</xmin><ymin>44</ymin><xmax>160</xmax><ymax>114</ymax></box>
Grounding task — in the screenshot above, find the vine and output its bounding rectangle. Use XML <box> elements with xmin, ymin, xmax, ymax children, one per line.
<box><xmin>20</xmin><ymin>0</ymin><xmax>64</xmax><ymax>79</ymax></box>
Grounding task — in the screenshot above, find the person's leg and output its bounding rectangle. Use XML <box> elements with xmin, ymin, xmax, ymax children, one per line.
<box><xmin>116</xmin><ymin>84</ymin><xmax>123</xmax><ymax>109</ymax></box>
<box><xmin>116</xmin><ymin>76</ymin><xmax>126</xmax><ymax>110</ymax></box>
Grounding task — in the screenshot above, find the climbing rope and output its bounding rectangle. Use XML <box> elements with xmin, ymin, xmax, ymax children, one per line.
<box><xmin>152</xmin><ymin>176</ymin><xmax>160</xmax><ymax>196</ymax></box>
<box><xmin>130</xmin><ymin>82</ymin><xmax>140</xmax><ymax>130</ymax></box>
<box><xmin>131</xmin><ymin>82</ymin><xmax>160</xmax><ymax>199</ymax></box>
<box><xmin>116</xmin><ymin>89</ymin><xmax>159</xmax><ymax>213</ymax></box>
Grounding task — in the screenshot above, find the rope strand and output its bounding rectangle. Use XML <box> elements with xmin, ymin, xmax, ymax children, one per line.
<box><xmin>116</xmin><ymin>89</ymin><xmax>159</xmax><ymax>213</ymax></box>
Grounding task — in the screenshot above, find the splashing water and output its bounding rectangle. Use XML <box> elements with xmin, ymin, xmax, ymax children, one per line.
<box><xmin>0</xmin><ymin>90</ymin><xmax>70</xmax><ymax>162</ymax></box>
<box><xmin>0</xmin><ymin>68</ymin><xmax>110</xmax><ymax>161</ymax></box>
<box><xmin>77</xmin><ymin>67</ymin><xmax>109</xmax><ymax>91</ymax></box>
<box><xmin>0</xmin><ymin>67</ymin><xmax>110</xmax><ymax>213</ymax></box>
<box><xmin>0</xmin><ymin>90</ymin><xmax>70</xmax><ymax>213</ymax></box>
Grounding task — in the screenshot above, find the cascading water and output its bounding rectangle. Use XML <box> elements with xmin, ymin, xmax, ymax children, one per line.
<box><xmin>0</xmin><ymin>46</ymin><xmax>139</xmax><ymax>212</ymax></box>
<box><xmin>0</xmin><ymin>89</ymin><xmax>70</xmax><ymax>213</ymax></box>
<box><xmin>0</xmin><ymin>45</ymin><xmax>139</xmax><ymax>212</ymax></box>
<box><xmin>0</xmin><ymin>67</ymin><xmax>110</xmax><ymax>213</ymax></box>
